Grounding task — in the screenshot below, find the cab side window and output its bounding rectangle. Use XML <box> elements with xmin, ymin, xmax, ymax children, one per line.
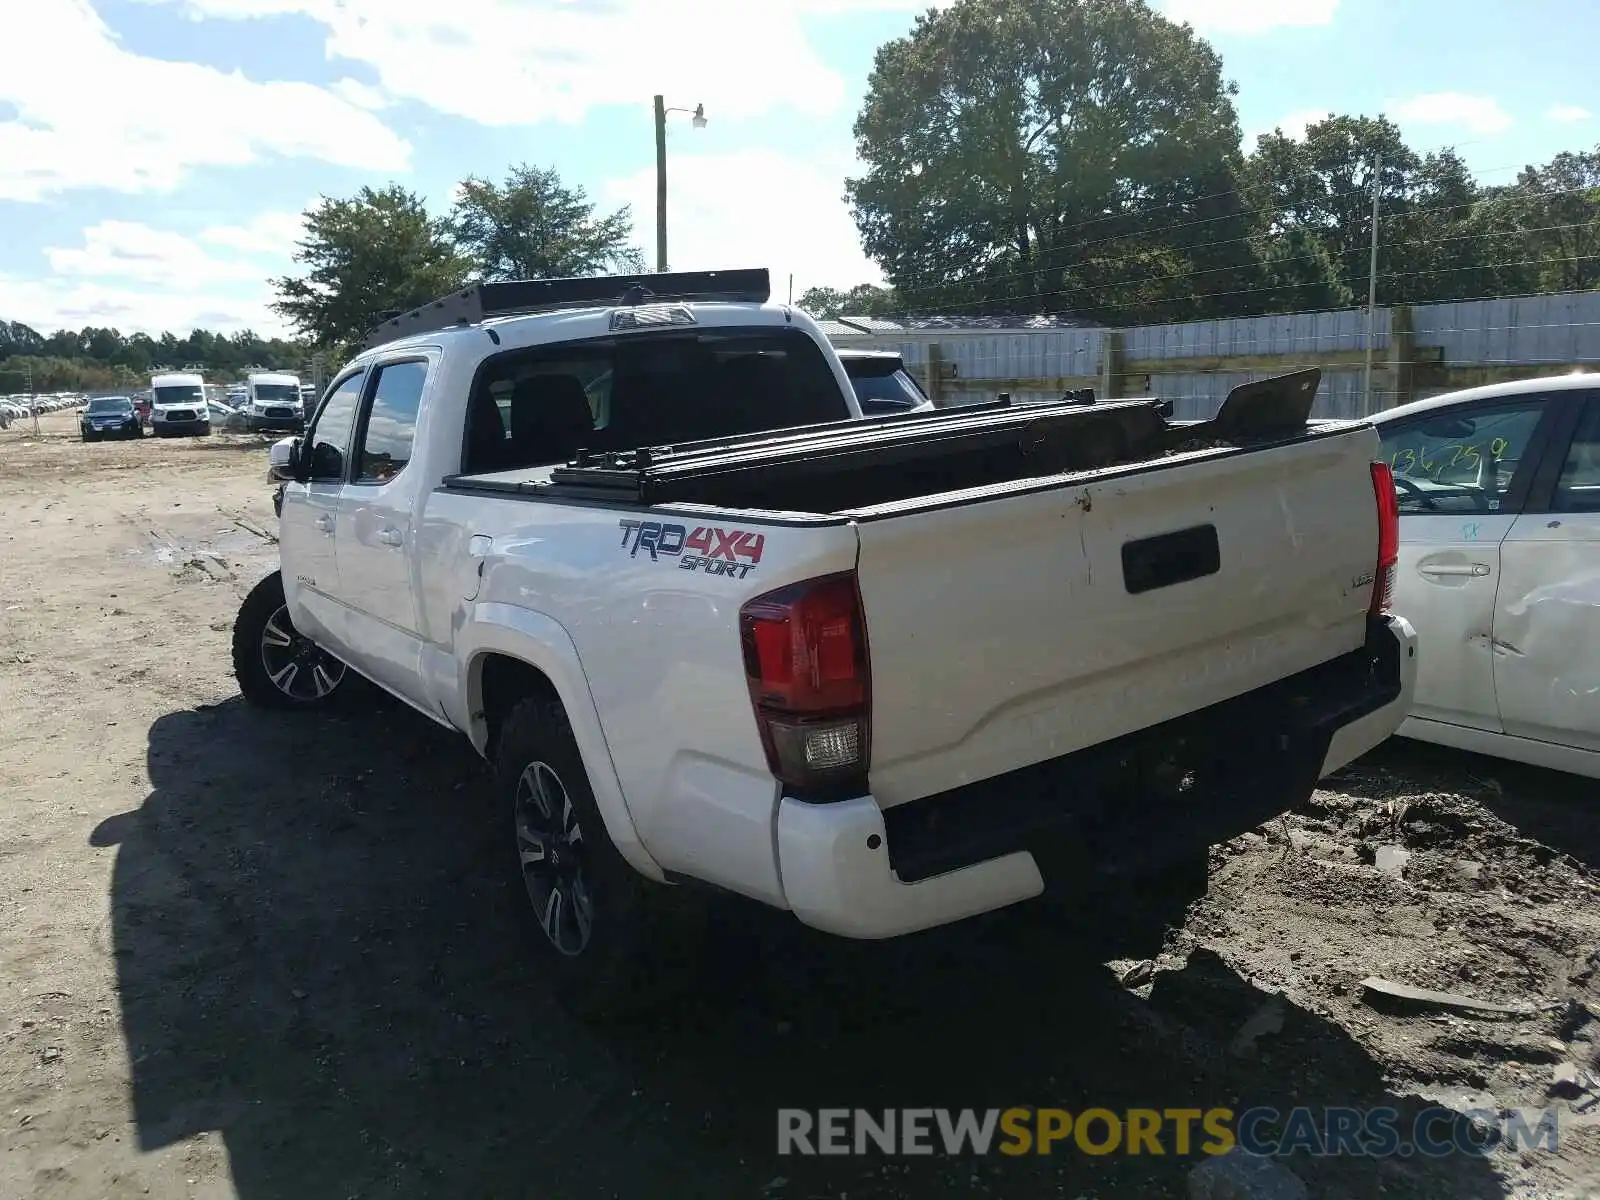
<box><xmin>354</xmin><ymin>361</ymin><xmax>426</xmax><ymax>484</ymax></box>
<box><xmin>306</xmin><ymin>371</ymin><xmax>365</xmax><ymax>481</ymax></box>
<box><xmin>1377</xmin><ymin>398</ymin><xmax>1547</xmax><ymax>515</ymax></box>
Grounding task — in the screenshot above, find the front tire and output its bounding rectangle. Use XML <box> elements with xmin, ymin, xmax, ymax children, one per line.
<box><xmin>495</xmin><ymin>697</ymin><xmax>702</xmax><ymax>1020</ymax></box>
<box><xmin>232</xmin><ymin>571</ymin><xmax>350</xmax><ymax>709</ymax></box>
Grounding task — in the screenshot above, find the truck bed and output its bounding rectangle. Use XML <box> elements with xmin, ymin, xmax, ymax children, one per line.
<box><xmin>441</xmin><ymin>369</ymin><xmax>1388</xmax><ymax>813</ymax></box>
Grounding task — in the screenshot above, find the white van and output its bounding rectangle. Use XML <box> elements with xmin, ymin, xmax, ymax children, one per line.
<box><xmin>149</xmin><ymin>371</ymin><xmax>211</xmax><ymax>437</ymax></box>
<box><xmin>243</xmin><ymin>371</ymin><xmax>305</xmax><ymax>434</ymax></box>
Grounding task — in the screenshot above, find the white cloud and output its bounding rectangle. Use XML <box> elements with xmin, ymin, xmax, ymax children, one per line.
<box><xmin>602</xmin><ymin>150</ymin><xmax>880</xmax><ymax>294</ymax></box>
<box><xmin>6</xmin><ymin>214</ymin><xmax>306</xmax><ymax>335</ymax></box>
<box><xmin>1244</xmin><ymin>109</ymin><xmax>1332</xmax><ymax>147</ymax></box>
<box><xmin>138</xmin><ymin>0</ymin><xmax>947</xmax><ymax>126</ymax></box>
<box><xmin>0</xmin><ymin>275</ymin><xmax>286</xmax><ymax>338</ymax></box>
<box><xmin>46</xmin><ymin>221</ymin><xmax>266</xmax><ymax>288</ymax></box>
<box><xmin>332</xmin><ymin>78</ymin><xmax>391</xmax><ymax>111</ymax></box>
<box><xmin>0</xmin><ymin>0</ymin><xmax>411</xmax><ymax>202</ymax></box>
<box><xmin>1388</xmin><ymin>92</ymin><xmax>1513</xmax><ymax>136</ymax></box>
<box><xmin>199</xmin><ymin>211</ymin><xmax>308</xmax><ymax>257</ymax></box>
<box><xmin>1547</xmin><ymin>104</ymin><xmax>1592</xmax><ymax>123</ymax></box>
<box><xmin>1158</xmin><ymin>0</ymin><xmax>1337</xmax><ymax>34</ymax></box>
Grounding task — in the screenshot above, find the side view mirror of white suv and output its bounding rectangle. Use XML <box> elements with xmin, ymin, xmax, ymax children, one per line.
<box><xmin>267</xmin><ymin>437</ymin><xmax>301</xmax><ymax>482</ymax></box>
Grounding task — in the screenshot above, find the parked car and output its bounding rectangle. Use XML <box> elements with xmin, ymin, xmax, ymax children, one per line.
<box><xmin>79</xmin><ymin>395</ymin><xmax>143</xmax><ymax>441</ymax></box>
<box><xmin>836</xmin><ymin>349</ymin><xmax>936</xmax><ymax>415</ymax></box>
<box><xmin>207</xmin><ymin>397</ymin><xmax>250</xmax><ymax>431</ymax></box>
<box><xmin>232</xmin><ymin>267</ymin><xmax>1415</xmax><ymax>1016</ymax></box>
<box><xmin>1371</xmin><ymin>373</ymin><xmax>1600</xmax><ymax>779</ymax></box>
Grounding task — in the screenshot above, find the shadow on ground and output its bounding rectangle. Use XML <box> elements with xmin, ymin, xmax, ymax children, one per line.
<box><xmin>1348</xmin><ymin>738</ymin><xmax>1600</xmax><ymax>873</ymax></box>
<box><xmin>92</xmin><ymin>701</ymin><xmax>1512</xmax><ymax>1199</ymax></box>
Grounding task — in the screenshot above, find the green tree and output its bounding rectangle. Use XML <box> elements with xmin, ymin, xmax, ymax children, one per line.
<box><xmin>450</xmin><ymin>164</ymin><xmax>644</xmax><ymax>281</ymax></box>
<box><xmin>795</xmin><ymin>283</ymin><xmax>899</xmax><ymax>319</ymax></box>
<box><xmin>1242</xmin><ymin>115</ymin><xmax>1528</xmax><ymax>307</ymax></box>
<box><xmin>271</xmin><ymin>185</ymin><xmax>470</xmax><ymax>352</ymax></box>
<box><xmin>1502</xmin><ymin>148</ymin><xmax>1600</xmax><ymax>292</ymax></box>
<box><xmin>847</xmin><ymin>0</ymin><xmax>1262</xmax><ymax>323</ymax></box>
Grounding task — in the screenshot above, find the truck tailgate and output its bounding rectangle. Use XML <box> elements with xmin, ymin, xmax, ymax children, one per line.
<box><xmin>848</xmin><ymin>425</ymin><xmax>1383</xmax><ymax>809</ymax></box>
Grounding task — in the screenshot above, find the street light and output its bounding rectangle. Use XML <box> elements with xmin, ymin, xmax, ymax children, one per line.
<box><xmin>653</xmin><ymin>95</ymin><xmax>707</xmax><ymax>272</ymax></box>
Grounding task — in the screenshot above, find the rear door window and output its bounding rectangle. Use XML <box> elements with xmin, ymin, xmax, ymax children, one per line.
<box><xmin>353</xmin><ymin>361</ymin><xmax>426</xmax><ymax>484</ymax></box>
<box><xmin>1553</xmin><ymin>396</ymin><xmax>1600</xmax><ymax>514</ymax></box>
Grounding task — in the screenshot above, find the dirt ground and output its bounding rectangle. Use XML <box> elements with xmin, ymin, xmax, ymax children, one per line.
<box><xmin>3</xmin><ymin>410</ymin><xmax>1600</xmax><ymax>1200</ymax></box>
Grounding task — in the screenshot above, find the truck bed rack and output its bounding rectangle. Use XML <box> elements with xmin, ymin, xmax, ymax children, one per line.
<box><xmin>443</xmin><ymin>368</ymin><xmax>1323</xmax><ymax>511</ymax></box>
<box><xmin>360</xmin><ymin>268</ymin><xmax>772</xmax><ymax>351</ymax></box>
<box><xmin>449</xmin><ymin>398</ymin><xmax>1171</xmax><ymax>507</ymax></box>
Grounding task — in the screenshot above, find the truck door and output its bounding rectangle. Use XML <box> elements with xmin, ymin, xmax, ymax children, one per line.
<box><xmin>335</xmin><ymin>357</ymin><xmax>431</xmax><ymax>705</ymax></box>
<box><xmin>279</xmin><ymin>368</ymin><xmax>365</xmax><ymax>656</ymax></box>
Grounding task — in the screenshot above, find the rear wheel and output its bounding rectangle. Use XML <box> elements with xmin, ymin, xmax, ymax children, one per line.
<box><xmin>495</xmin><ymin>696</ymin><xmax>703</xmax><ymax>1021</ymax></box>
<box><xmin>232</xmin><ymin>571</ymin><xmax>350</xmax><ymax>709</ymax></box>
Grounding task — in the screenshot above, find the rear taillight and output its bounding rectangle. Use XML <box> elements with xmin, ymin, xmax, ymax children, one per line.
<box><xmin>1369</xmin><ymin>461</ymin><xmax>1400</xmax><ymax>615</ymax></box>
<box><xmin>739</xmin><ymin>572</ymin><xmax>871</xmax><ymax>792</ymax></box>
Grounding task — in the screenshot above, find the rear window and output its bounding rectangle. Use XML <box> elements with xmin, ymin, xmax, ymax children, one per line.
<box><xmin>850</xmin><ymin>370</ymin><xmax>926</xmax><ymax>409</ymax></box>
<box><xmin>463</xmin><ymin>327</ymin><xmax>849</xmax><ymax>474</ymax></box>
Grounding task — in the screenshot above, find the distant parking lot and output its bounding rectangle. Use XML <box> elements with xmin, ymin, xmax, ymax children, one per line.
<box><xmin>2</xmin><ymin>410</ymin><xmax>1598</xmax><ymax>1200</ymax></box>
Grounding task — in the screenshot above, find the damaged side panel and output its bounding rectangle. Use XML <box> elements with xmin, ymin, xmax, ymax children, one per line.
<box><xmin>1491</xmin><ymin>512</ymin><xmax>1600</xmax><ymax>753</ymax></box>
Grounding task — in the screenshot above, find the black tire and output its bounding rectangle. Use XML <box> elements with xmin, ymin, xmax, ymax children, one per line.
<box><xmin>81</xmin><ymin>432</ymin><xmax>94</xmax><ymax>443</ymax></box>
<box><xmin>232</xmin><ymin>571</ymin><xmax>352</xmax><ymax>709</ymax></box>
<box><xmin>495</xmin><ymin>697</ymin><xmax>703</xmax><ymax>1021</ymax></box>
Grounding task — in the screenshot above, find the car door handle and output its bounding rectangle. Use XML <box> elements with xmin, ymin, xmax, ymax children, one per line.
<box><xmin>314</xmin><ymin>514</ymin><xmax>334</xmax><ymax>533</ymax></box>
<box><xmin>378</xmin><ymin>527</ymin><xmax>403</xmax><ymax>547</ymax></box>
<box><xmin>1419</xmin><ymin>562</ymin><xmax>1490</xmax><ymax>577</ymax></box>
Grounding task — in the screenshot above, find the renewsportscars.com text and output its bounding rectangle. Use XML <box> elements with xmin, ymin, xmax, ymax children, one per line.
<box><xmin>777</xmin><ymin>1106</ymin><xmax>1560</xmax><ymax>1158</ymax></box>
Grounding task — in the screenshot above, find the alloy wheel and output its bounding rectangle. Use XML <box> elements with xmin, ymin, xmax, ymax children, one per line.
<box><xmin>258</xmin><ymin>604</ymin><xmax>346</xmax><ymax>702</ymax></box>
<box><xmin>514</xmin><ymin>760</ymin><xmax>595</xmax><ymax>957</ymax></box>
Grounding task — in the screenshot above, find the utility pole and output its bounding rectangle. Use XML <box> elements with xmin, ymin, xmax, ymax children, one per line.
<box><xmin>28</xmin><ymin>359</ymin><xmax>39</xmax><ymax>439</ymax></box>
<box><xmin>652</xmin><ymin>96</ymin><xmax>705</xmax><ymax>274</ymax></box>
<box><xmin>654</xmin><ymin>94</ymin><xmax>668</xmax><ymax>272</ymax></box>
<box><xmin>1362</xmin><ymin>152</ymin><xmax>1382</xmax><ymax>414</ymax></box>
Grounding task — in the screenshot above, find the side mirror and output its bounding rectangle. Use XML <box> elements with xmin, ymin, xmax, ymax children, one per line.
<box><xmin>268</xmin><ymin>437</ymin><xmax>301</xmax><ymax>482</ymax></box>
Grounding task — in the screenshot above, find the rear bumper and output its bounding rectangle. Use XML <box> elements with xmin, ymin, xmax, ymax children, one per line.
<box><xmin>776</xmin><ymin>614</ymin><xmax>1417</xmax><ymax>939</ymax></box>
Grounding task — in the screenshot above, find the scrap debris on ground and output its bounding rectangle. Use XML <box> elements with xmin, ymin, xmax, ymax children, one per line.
<box><xmin>1</xmin><ymin>412</ymin><xmax>1597</xmax><ymax>1199</ymax></box>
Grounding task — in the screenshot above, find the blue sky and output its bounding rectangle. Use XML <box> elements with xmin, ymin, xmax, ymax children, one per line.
<box><xmin>3</xmin><ymin>0</ymin><xmax>1596</xmax><ymax>338</ymax></box>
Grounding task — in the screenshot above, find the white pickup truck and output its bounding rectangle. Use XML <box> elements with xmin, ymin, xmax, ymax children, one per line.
<box><xmin>233</xmin><ymin>268</ymin><xmax>1417</xmax><ymax>1013</ymax></box>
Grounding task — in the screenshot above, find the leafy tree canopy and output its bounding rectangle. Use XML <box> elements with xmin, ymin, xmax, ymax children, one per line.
<box><xmin>451</xmin><ymin>163</ymin><xmax>644</xmax><ymax>281</ymax></box>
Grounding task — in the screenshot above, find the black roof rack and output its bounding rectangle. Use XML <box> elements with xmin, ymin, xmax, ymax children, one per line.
<box><xmin>359</xmin><ymin>268</ymin><xmax>772</xmax><ymax>351</ymax></box>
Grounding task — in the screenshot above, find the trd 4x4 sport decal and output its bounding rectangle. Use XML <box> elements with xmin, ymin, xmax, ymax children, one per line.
<box><xmin>617</xmin><ymin>519</ymin><xmax>765</xmax><ymax>579</ymax></box>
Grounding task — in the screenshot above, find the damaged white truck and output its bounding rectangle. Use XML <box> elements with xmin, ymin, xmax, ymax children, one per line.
<box><xmin>233</xmin><ymin>268</ymin><xmax>1417</xmax><ymax>1013</ymax></box>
